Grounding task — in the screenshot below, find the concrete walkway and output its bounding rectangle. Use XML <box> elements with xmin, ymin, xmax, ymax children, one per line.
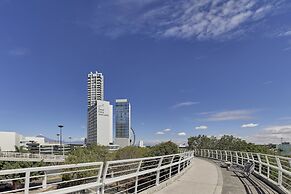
<box><xmin>155</xmin><ymin>157</ymin><xmax>223</xmax><ymax>194</ymax></box>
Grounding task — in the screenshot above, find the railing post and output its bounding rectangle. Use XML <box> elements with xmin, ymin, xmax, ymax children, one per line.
<box><xmin>225</xmin><ymin>151</ymin><xmax>227</xmax><ymax>161</ymax></box>
<box><xmin>230</xmin><ymin>152</ymin><xmax>233</xmax><ymax>163</ymax></box>
<box><xmin>101</xmin><ymin>162</ymin><xmax>109</xmax><ymax>194</ymax></box>
<box><xmin>134</xmin><ymin>160</ymin><xmax>142</xmax><ymax>194</ymax></box>
<box><xmin>265</xmin><ymin>155</ymin><xmax>270</xmax><ymax>180</ymax></box>
<box><xmin>215</xmin><ymin>150</ymin><xmax>218</xmax><ymax>159</ymax></box>
<box><xmin>235</xmin><ymin>152</ymin><xmax>238</xmax><ymax>164</ymax></box>
<box><xmin>178</xmin><ymin>156</ymin><xmax>182</xmax><ymax>173</ymax></box>
<box><xmin>96</xmin><ymin>163</ymin><xmax>104</xmax><ymax>194</ymax></box>
<box><xmin>42</xmin><ymin>171</ymin><xmax>47</xmax><ymax>189</ymax></box>
<box><xmin>24</xmin><ymin>170</ymin><xmax>30</xmax><ymax>194</ymax></box>
<box><xmin>156</xmin><ymin>157</ymin><xmax>164</xmax><ymax>186</ymax></box>
<box><xmin>169</xmin><ymin>155</ymin><xmax>175</xmax><ymax>178</ymax></box>
<box><xmin>220</xmin><ymin>150</ymin><xmax>222</xmax><ymax>160</ymax></box>
<box><xmin>275</xmin><ymin>156</ymin><xmax>283</xmax><ymax>187</ymax></box>
<box><xmin>257</xmin><ymin>154</ymin><xmax>262</xmax><ymax>175</ymax></box>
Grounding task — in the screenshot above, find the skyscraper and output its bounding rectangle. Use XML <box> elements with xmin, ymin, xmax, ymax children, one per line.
<box><xmin>87</xmin><ymin>71</ymin><xmax>113</xmax><ymax>146</ymax></box>
<box><xmin>115</xmin><ymin>99</ymin><xmax>131</xmax><ymax>148</ymax></box>
<box><xmin>87</xmin><ymin>71</ymin><xmax>104</xmax><ymax>108</ymax></box>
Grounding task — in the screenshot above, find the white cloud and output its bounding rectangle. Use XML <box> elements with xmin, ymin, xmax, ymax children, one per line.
<box><xmin>89</xmin><ymin>0</ymin><xmax>286</xmax><ymax>40</ymax></box>
<box><xmin>246</xmin><ymin>125</ymin><xmax>291</xmax><ymax>144</ymax></box>
<box><xmin>163</xmin><ymin>128</ymin><xmax>171</xmax><ymax>132</ymax></box>
<box><xmin>263</xmin><ymin>81</ymin><xmax>273</xmax><ymax>85</ymax></box>
<box><xmin>178</xmin><ymin>132</ymin><xmax>186</xmax><ymax>136</ymax></box>
<box><xmin>279</xmin><ymin>30</ymin><xmax>291</xmax><ymax>37</ymax></box>
<box><xmin>8</xmin><ymin>48</ymin><xmax>30</xmax><ymax>56</ymax></box>
<box><xmin>171</xmin><ymin>101</ymin><xmax>200</xmax><ymax>109</ymax></box>
<box><xmin>156</xmin><ymin>131</ymin><xmax>165</xmax><ymax>135</ymax></box>
<box><xmin>195</xmin><ymin>125</ymin><xmax>208</xmax><ymax>130</ymax></box>
<box><xmin>201</xmin><ymin>109</ymin><xmax>256</xmax><ymax>121</ymax></box>
<box><xmin>241</xmin><ymin>123</ymin><xmax>259</xmax><ymax>128</ymax></box>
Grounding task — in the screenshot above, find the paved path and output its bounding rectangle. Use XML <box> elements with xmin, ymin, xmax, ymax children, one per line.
<box><xmin>155</xmin><ymin>158</ymin><xmax>279</xmax><ymax>194</ymax></box>
<box><xmin>155</xmin><ymin>157</ymin><xmax>223</xmax><ymax>194</ymax></box>
<box><xmin>214</xmin><ymin>160</ymin><xmax>278</xmax><ymax>194</ymax></box>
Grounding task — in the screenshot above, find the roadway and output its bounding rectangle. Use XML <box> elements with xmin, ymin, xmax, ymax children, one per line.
<box><xmin>155</xmin><ymin>157</ymin><xmax>279</xmax><ymax>194</ymax></box>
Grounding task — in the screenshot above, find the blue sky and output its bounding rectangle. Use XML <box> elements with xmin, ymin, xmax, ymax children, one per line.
<box><xmin>0</xmin><ymin>0</ymin><xmax>291</xmax><ymax>145</ymax></box>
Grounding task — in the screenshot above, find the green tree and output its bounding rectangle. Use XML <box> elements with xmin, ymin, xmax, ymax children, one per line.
<box><xmin>0</xmin><ymin>161</ymin><xmax>44</xmax><ymax>189</ymax></box>
<box><xmin>65</xmin><ymin>144</ymin><xmax>113</xmax><ymax>164</ymax></box>
<box><xmin>188</xmin><ymin>135</ymin><xmax>274</xmax><ymax>154</ymax></box>
<box><xmin>188</xmin><ymin>135</ymin><xmax>217</xmax><ymax>150</ymax></box>
<box><xmin>150</xmin><ymin>141</ymin><xmax>179</xmax><ymax>156</ymax></box>
<box><xmin>114</xmin><ymin>146</ymin><xmax>150</xmax><ymax>160</ymax></box>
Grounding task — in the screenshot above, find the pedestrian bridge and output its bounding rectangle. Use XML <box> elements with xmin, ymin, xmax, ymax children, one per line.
<box><xmin>0</xmin><ymin>150</ymin><xmax>290</xmax><ymax>194</ymax></box>
<box><xmin>0</xmin><ymin>151</ymin><xmax>65</xmax><ymax>163</ymax></box>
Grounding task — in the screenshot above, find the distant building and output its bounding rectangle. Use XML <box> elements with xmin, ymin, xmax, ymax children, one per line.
<box><xmin>20</xmin><ymin>136</ymin><xmax>45</xmax><ymax>149</ymax></box>
<box><xmin>0</xmin><ymin>131</ymin><xmax>22</xmax><ymax>151</ymax></box>
<box><xmin>139</xmin><ymin>140</ymin><xmax>144</xmax><ymax>148</ymax></box>
<box><xmin>115</xmin><ymin>99</ymin><xmax>131</xmax><ymax>148</ymax></box>
<box><xmin>0</xmin><ymin>131</ymin><xmax>45</xmax><ymax>152</ymax></box>
<box><xmin>87</xmin><ymin>71</ymin><xmax>104</xmax><ymax>108</ymax></box>
<box><xmin>87</xmin><ymin>100</ymin><xmax>113</xmax><ymax>146</ymax></box>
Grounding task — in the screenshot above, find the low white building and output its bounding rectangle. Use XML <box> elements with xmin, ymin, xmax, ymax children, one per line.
<box><xmin>0</xmin><ymin>131</ymin><xmax>22</xmax><ymax>151</ymax></box>
<box><xmin>0</xmin><ymin>131</ymin><xmax>46</xmax><ymax>152</ymax></box>
<box><xmin>87</xmin><ymin>100</ymin><xmax>113</xmax><ymax>146</ymax></box>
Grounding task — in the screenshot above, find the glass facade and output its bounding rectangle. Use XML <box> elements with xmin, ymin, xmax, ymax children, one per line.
<box><xmin>115</xmin><ymin>99</ymin><xmax>130</xmax><ymax>138</ymax></box>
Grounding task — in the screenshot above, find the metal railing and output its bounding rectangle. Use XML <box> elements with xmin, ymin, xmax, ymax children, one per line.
<box><xmin>0</xmin><ymin>151</ymin><xmax>193</xmax><ymax>194</ymax></box>
<box><xmin>195</xmin><ymin>149</ymin><xmax>291</xmax><ymax>194</ymax></box>
<box><xmin>0</xmin><ymin>151</ymin><xmax>65</xmax><ymax>163</ymax></box>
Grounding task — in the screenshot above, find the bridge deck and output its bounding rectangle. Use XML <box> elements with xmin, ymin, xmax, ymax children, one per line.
<box><xmin>155</xmin><ymin>158</ymin><xmax>278</xmax><ymax>194</ymax></box>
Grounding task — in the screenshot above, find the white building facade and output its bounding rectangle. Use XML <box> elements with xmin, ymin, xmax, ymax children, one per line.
<box><xmin>0</xmin><ymin>132</ymin><xmax>22</xmax><ymax>151</ymax></box>
<box><xmin>87</xmin><ymin>100</ymin><xmax>113</xmax><ymax>146</ymax></box>
<box><xmin>87</xmin><ymin>71</ymin><xmax>104</xmax><ymax>108</ymax></box>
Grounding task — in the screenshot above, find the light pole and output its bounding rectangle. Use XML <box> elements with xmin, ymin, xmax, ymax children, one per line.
<box><xmin>56</xmin><ymin>133</ymin><xmax>60</xmax><ymax>144</ymax></box>
<box><xmin>58</xmin><ymin>125</ymin><xmax>64</xmax><ymax>146</ymax></box>
<box><xmin>69</xmin><ymin>136</ymin><xmax>72</xmax><ymax>144</ymax></box>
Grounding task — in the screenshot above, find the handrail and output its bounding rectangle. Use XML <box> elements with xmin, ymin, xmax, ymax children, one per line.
<box><xmin>0</xmin><ymin>151</ymin><xmax>194</xmax><ymax>194</ymax></box>
<box><xmin>0</xmin><ymin>151</ymin><xmax>65</xmax><ymax>162</ymax></box>
<box><xmin>195</xmin><ymin>149</ymin><xmax>291</xmax><ymax>194</ymax></box>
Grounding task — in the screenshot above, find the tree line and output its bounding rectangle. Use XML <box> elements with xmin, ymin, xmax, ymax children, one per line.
<box><xmin>188</xmin><ymin>135</ymin><xmax>275</xmax><ymax>154</ymax></box>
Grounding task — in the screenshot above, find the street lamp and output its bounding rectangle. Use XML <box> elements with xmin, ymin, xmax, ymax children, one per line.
<box><xmin>58</xmin><ymin>125</ymin><xmax>64</xmax><ymax>146</ymax></box>
<box><xmin>56</xmin><ymin>133</ymin><xmax>60</xmax><ymax>144</ymax></box>
<box><xmin>68</xmin><ymin>136</ymin><xmax>72</xmax><ymax>144</ymax></box>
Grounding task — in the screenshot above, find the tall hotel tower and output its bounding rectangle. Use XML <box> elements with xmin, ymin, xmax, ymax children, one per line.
<box><xmin>87</xmin><ymin>71</ymin><xmax>104</xmax><ymax>108</ymax></box>
<box><xmin>115</xmin><ymin>99</ymin><xmax>131</xmax><ymax>148</ymax></box>
<box><xmin>87</xmin><ymin>71</ymin><xmax>113</xmax><ymax>146</ymax></box>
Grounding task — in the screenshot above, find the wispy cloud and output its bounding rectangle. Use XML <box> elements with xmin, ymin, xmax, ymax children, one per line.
<box><xmin>200</xmin><ymin>109</ymin><xmax>257</xmax><ymax>121</ymax></box>
<box><xmin>163</xmin><ymin>128</ymin><xmax>171</xmax><ymax>132</ymax></box>
<box><xmin>246</xmin><ymin>125</ymin><xmax>291</xmax><ymax>144</ymax></box>
<box><xmin>156</xmin><ymin>131</ymin><xmax>165</xmax><ymax>135</ymax></box>
<box><xmin>171</xmin><ymin>101</ymin><xmax>200</xmax><ymax>109</ymax></box>
<box><xmin>263</xmin><ymin>81</ymin><xmax>273</xmax><ymax>85</ymax></box>
<box><xmin>279</xmin><ymin>30</ymin><xmax>291</xmax><ymax>37</ymax></box>
<box><xmin>241</xmin><ymin>123</ymin><xmax>259</xmax><ymax>128</ymax></box>
<box><xmin>8</xmin><ymin>48</ymin><xmax>30</xmax><ymax>56</ymax></box>
<box><xmin>88</xmin><ymin>0</ymin><xmax>288</xmax><ymax>40</ymax></box>
<box><xmin>195</xmin><ymin>125</ymin><xmax>208</xmax><ymax>130</ymax></box>
<box><xmin>178</xmin><ymin>132</ymin><xmax>186</xmax><ymax>136</ymax></box>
